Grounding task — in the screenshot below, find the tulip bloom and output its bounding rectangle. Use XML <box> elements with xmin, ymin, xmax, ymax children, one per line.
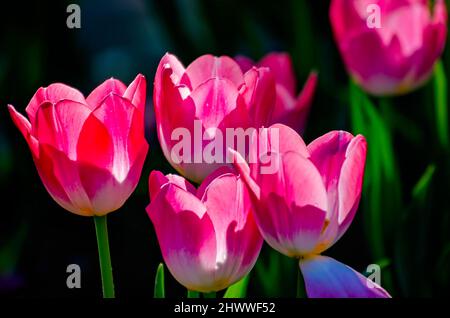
<box><xmin>153</xmin><ymin>53</ymin><xmax>276</xmax><ymax>183</ymax></box>
<box><xmin>235</xmin><ymin>52</ymin><xmax>317</xmax><ymax>133</ymax></box>
<box><xmin>330</xmin><ymin>0</ymin><xmax>447</xmax><ymax>95</ymax></box>
<box><xmin>146</xmin><ymin>167</ymin><xmax>263</xmax><ymax>292</ymax></box>
<box><xmin>231</xmin><ymin>124</ymin><xmax>390</xmax><ymax>298</ymax></box>
<box><xmin>8</xmin><ymin>74</ymin><xmax>148</xmax><ymax>217</ymax></box>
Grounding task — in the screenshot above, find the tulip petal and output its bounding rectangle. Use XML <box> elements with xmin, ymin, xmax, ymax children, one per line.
<box><xmin>270</xmin><ymin>72</ymin><xmax>318</xmax><ymax>133</ymax></box>
<box><xmin>198</xmin><ymin>168</ymin><xmax>262</xmax><ymax>286</ymax></box>
<box><xmin>180</xmin><ymin>55</ymin><xmax>245</xmax><ymax>90</ymax></box>
<box><xmin>78</xmin><ymin>146</ymin><xmax>147</xmax><ymax>216</ymax></box>
<box><xmin>255</xmin><ymin>124</ymin><xmax>309</xmax><ymax>160</ymax></box>
<box><xmin>34</xmin><ymin>100</ymin><xmax>91</xmax><ymax>160</ymax></box>
<box><xmin>307</xmin><ymin>131</ymin><xmax>354</xmax><ymax>210</ymax></box>
<box><xmin>39</xmin><ymin>143</ymin><xmax>93</xmax><ymax>216</ymax></box>
<box><xmin>153</xmin><ymin>62</ymin><xmax>197</xmax><ymax>175</ymax></box>
<box><xmin>255</xmin><ymin>151</ymin><xmax>328</xmax><ymax>256</ymax></box>
<box><xmin>25</xmin><ymin>83</ymin><xmax>87</xmax><ymax>124</ymax></box>
<box><xmin>123</xmin><ymin>74</ymin><xmax>147</xmax><ymax>114</ymax></box>
<box><xmin>300</xmin><ymin>255</ymin><xmax>391</xmax><ymax>298</ymax></box>
<box><xmin>147</xmin><ymin>184</ymin><xmax>218</xmax><ymax>292</ymax></box>
<box><xmin>259</xmin><ymin>52</ymin><xmax>296</xmax><ymax>95</ymax></box>
<box><xmin>337</xmin><ymin>135</ymin><xmax>367</xmax><ymax>228</ymax></box>
<box><xmin>89</xmin><ymin>94</ymin><xmax>143</xmax><ymax>182</ymax></box>
<box><xmin>154</xmin><ymin>53</ymin><xmax>186</xmax><ymax>93</ymax></box>
<box><xmin>149</xmin><ymin>170</ymin><xmax>196</xmax><ymax>200</ymax></box>
<box><xmin>242</xmin><ymin>67</ymin><xmax>276</xmax><ymax>127</ymax></box>
<box><xmin>191</xmin><ymin>77</ymin><xmax>249</xmax><ymax>130</ymax></box>
<box><xmin>86</xmin><ymin>78</ymin><xmax>127</xmax><ymax>109</ymax></box>
<box><xmin>7</xmin><ymin>105</ymin><xmax>39</xmax><ymax>157</ymax></box>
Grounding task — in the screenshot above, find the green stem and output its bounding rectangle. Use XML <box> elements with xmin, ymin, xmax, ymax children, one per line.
<box><xmin>187</xmin><ymin>290</ymin><xmax>199</xmax><ymax>298</ymax></box>
<box><xmin>94</xmin><ymin>215</ymin><xmax>115</xmax><ymax>298</ymax></box>
<box><xmin>203</xmin><ymin>292</ymin><xmax>216</xmax><ymax>298</ymax></box>
<box><xmin>296</xmin><ymin>265</ymin><xmax>306</xmax><ymax>298</ymax></box>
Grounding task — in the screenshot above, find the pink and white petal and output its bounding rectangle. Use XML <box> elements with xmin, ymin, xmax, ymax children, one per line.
<box><xmin>34</xmin><ymin>100</ymin><xmax>91</xmax><ymax>160</ymax></box>
<box><xmin>154</xmin><ymin>53</ymin><xmax>186</xmax><ymax>96</ymax></box>
<box><xmin>34</xmin><ymin>146</ymin><xmax>74</xmax><ymax>213</ymax></box>
<box><xmin>198</xmin><ymin>169</ymin><xmax>262</xmax><ymax>285</ymax></box>
<box><xmin>289</xmin><ymin>205</ymin><xmax>328</xmax><ymax>256</ymax></box>
<box><xmin>242</xmin><ymin>67</ymin><xmax>276</xmax><ymax>127</ymax></box>
<box><xmin>228</xmin><ymin>148</ymin><xmax>261</xmax><ymax>201</ymax></box>
<box><xmin>266</xmin><ymin>124</ymin><xmax>309</xmax><ymax>157</ymax></box>
<box><xmin>250</xmin><ymin>124</ymin><xmax>308</xmax><ymax>175</ymax></box>
<box><xmin>7</xmin><ymin>105</ymin><xmax>39</xmax><ymax>157</ymax></box>
<box><xmin>26</xmin><ymin>83</ymin><xmax>87</xmax><ymax>124</ymax></box>
<box><xmin>307</xmin><ymin>130</ymin><xmax>354</xmax><ymax>193</ymax></box>
<box><xmin>79</xmin><ymin>146</ymin><xmax>147</xmax><ymax>216</ymax></box>
<box><xmin>300</xmin><ymin>255</ymin><xmax>391</xmax><ymax>298</ymax></box>
<box><xmin>39</xmin><ymin>144</ymin><xmax>93</xmax><ymax>216</ymax></box>
<box><xmin>338</xmin><ymin>135</ymin><xmax>367</xmax><ymax>225</ymax></box>
<box><xmin>278</xmin><ymin>151</ymin><xmax>328</xmax><ymax>210</ymax></box>
<box><xmin>149</xmin><ymin>170</ymin><xmax>196</xmax><ymax>200</ymax></box>
<box><xmin>91</xmin><ymin>94</ymin><xmax>137</xmax><ymax>182</ymax></box>
<box><xmin>147</xmin><ymin>184</ymin><xmax>218</xmax><ymax>292</ymax></box>
<box><xmin>191</xmin><ymin>77</ymin><xmax>242</xmax><ymax>129</ymax></box>
<box><xmin>180</xmin><ymin>55</ymin><xmax>245</xmax><ymax>90</ymax></box>
<box><xmin>123</xmin><ymin>74</ymin><xmax>147</xmax><ymax>114</ymax></box>
<box><xmin>86</xmin><ymin>78</ymin><xmax>127</xmax><ymax>109</ymax></box>
<box><xmin>196</xmin><ymin>166</ymin><xmax>237</xmax><ymax>200</ymax></box>
<box><xmin>153</xmin><ymin>63</ymin><xmax>197</xmax><ymax>171</ymax></box>
<box><xmin>258</xmin><ymin>52</ymin><xmax>297</xmax><ymax>95</ymax></box>
<box><xmin>253</xmin><ymin>152</ymin><xmax>327</xmax><ymax>256</ymax></box>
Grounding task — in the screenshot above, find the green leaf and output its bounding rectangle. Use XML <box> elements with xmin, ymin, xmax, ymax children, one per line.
<box><xmin>433</xmin><ymin>60</ymin><xmax>449</xmax><ymax>149</ymax></box>
<box><xmin>224</xmin><ymin>274</ymin><xmax>250</xmax><ymax>298</ymax></box>
<box><xmin>394</xmin><ymin>164</ymin><xmax>436</xmax><ymax>296</ymax></box>
<box><xmin>348</xmin><ymin>81</ymin><xmax>403</xmax><ymax>294</ymax></box>
<box><xmin>154</xmin><ymin>263</ymin><xmax>165</xmax><ymax>298</ymax></box>
<box><xmin>412</xmin><ymin>165</ymin><xmax>436</xmax><ymax>202</ymax></box>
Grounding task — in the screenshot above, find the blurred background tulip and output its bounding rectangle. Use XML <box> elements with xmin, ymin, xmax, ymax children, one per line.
<box><xmin>330</xmin><ymin>0</ymin><xmax>448</xmax><ymax>96</ymax></box>
<box><xmin>146</xmin><ymin>167</ymin><xmax>262</xmax><ymax>292</ymax></box>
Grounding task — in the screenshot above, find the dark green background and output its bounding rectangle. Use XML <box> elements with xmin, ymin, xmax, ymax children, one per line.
<box><xmin>0</xmin><ymin>0</ymin><xmax>449</xmax><ymax>297</ymax></box>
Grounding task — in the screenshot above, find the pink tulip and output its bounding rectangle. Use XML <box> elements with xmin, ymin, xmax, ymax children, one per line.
<box><xmin>8</xmin><ymin>75</ymin><xmax>148</xmax><ymax>217</ymax></box>
<box><xmin>235</xmin><ymin>52</ymin><xmax>317</xmax><ymax>133</ymax></box>
<box><xmin>153</xmin><ymin>53</ymin><xmax>276</xmax><ymax>183</ymax></box>
<box><xmin>330</xmin><ymin>0</ymin><xmax>447</xmax><ymax>95</ymax></box>
<box><xmin>231</xmin><ymin>124</ymin><xmax>390</xmax><ymax>298</ymax></box>
<box><xmin>146</xmin><ymin>166</ymin><xmax>263</xmax><ymax>292</ymax></box>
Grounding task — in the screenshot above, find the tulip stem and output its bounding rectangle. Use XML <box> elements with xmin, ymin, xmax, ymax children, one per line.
<box><xmin>203</xmin><ymin>292</ymin><xmax>216</xmax><ymax>298</ymax></box>
<box><xmin>94</xmin><ymin>215</ymin><xmax>115</xmax><ymax>298</ymax></box>
<box><xmin>187</xmin><ymin>290</ymin><xmax>199</xmax><ymax>298</ymax></box>
<box><xmin>296</xmin><ymin>267</ymin><xmax>306</xmax><ymax>298</ymax></box>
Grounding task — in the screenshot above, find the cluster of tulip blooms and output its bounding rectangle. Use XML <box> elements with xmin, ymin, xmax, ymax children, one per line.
<box><xmin>6</xmin><ymin>0</ymin><xmax>447</xmax><ymax>298</ymax></box>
